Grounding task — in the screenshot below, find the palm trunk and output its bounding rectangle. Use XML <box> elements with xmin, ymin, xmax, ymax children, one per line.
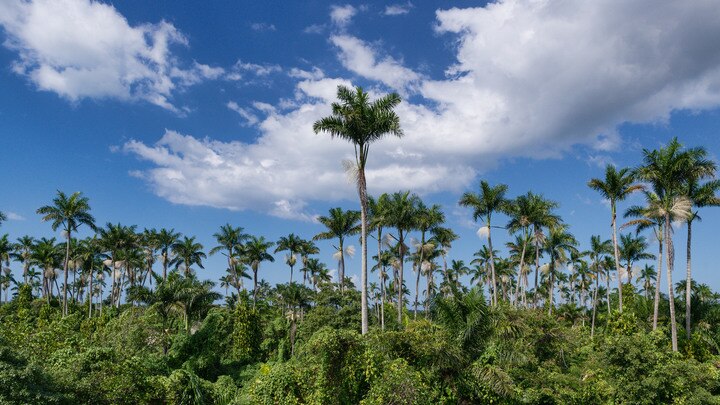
<box><xmin>162</xmin><ymin>254</ymin><xmax>168</xmax><ymax>281</ymax></box>
<box><xmin>548</xmin><ymin>261</ymin><xmax>555</xmax><ymax>315</ymax></box>
<box><xmin>591</xmin><ymin>275</ymin><xmax>599</xmax><ymax>338</ymax></box>
<box><xmin>63</xmin><ymin>230</ymin><xmax>71</xmax><ymax>316</ymax></box>
<box><xmin>413</xmin><ymin>261</ymin><xmax>420</xmax><ymax>318</ymax></box>
<box><xmin>380</xmin><ymin>272</ymin><xmax>386</xmax><ymax>330</ymax></box>
<box><xmin>514</xmin><ymin>233</ymin><xmax>528</xmax><ymax>307</ymax></box>
<box><xmin>397</xmin><ymin>230</ymin><xmax>405</xmax><ymax>327</ymax></box>
<box><xmin>88</xmin><ymin>268</ymin><xmax>93</xmax><ymax>318</ymax></box>
<box><xmin>665</xmin><ymin>215</ymin><xmax>678</xmax><ymax>352</ymax></box>
<box><xmin>533</xmin><ymin>226</ymin><xmax>541</xmax><ymax>307</ymax></box>
<box><xmin>685</xmin><ymin>219</ymin><xmax>692</xmax><ymax>339</ymax></box>
<box><xmin>611</xmin><ymin>204</ymin><xmax>623</xmax><ymax>312</ymax></box>
<box><xmin>339</xmin><ymin>240</ymin><xmax>345</xmax><ymax>292</ymax></box>
<box><xmin>652</xmin><ymin>229</ymin><xmax>663</xmax><ymax>330</ymax></box>
<box><xmin>253</xmin><ymin>267</ymin><xmax>258</xmax><ymax>308</ymax></box>
<box><xmin>606</xmin><ymin>268</ymin><xmax>611</xmax><ymax>315</ymax></box>
<box><xmin>487</xmin><ymin>222</ymin><xmax>497</xmax><ymax>306</ymax></box>
<box><xmin>289</xmin><ymin>263</ymin><xmax>294</xmax><ymax>284</ymax></box>
<box><xmin>360</xmin><ymin>168</ymin><xmax>369</xmax><ymax>335</ymax></box>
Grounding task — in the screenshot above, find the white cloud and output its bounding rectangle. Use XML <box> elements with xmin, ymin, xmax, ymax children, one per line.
<box><xmin>384</xmin><ymin>3</ymin><xmax>413</xmax><ymax>16</ymax></box>
<box><xmin>330</xmin><ymin>5</ymin><xmax>356</xmax><ymax>28</ymax></box>
<box><xmin>227</xmin><ymin>101</ymin><xmax>259</xmax><ymax>126</ymax></box>
<box><xmin>227</xmin><ymin>60</ymin><xmax>282</xmax><ymax>81</ymax></box>
<box><xmin>124</xmin><ymin>1</ymin><xmax>720</xmax><ymax>218</ymax></box>
<box><xmin>6</xmin><ymin>212</ymin><xmax>25</xmax><ymax>221</ymax></box>
<box><xmin>250</xmin><ymin>22</ymin><xmax>276</xmax><ymax>32</ymax></box>
<box><xmin>289</xmin><ymin>67</ymin><xmax>325</xmax><ymax>80</ymax></box>
<box><xmin>0</xmin><ymin>0</ymin><xmax>221</xmax><ymax>113</ymax></box>
<box><xmin>330</xmin><ymin>35</ymin><xmax>422</xmax><ymax>93</ymax></box>
<box><xmin>303</xmin><ymin>24</ymin><xmax>325</xmax><ymax>35</ymax></box>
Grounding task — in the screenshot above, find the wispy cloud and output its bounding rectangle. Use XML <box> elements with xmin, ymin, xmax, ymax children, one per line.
<box><xmin>384</xmin><ymin>2</ymin><xmax>413</xmax><ymax>16</ymax></box>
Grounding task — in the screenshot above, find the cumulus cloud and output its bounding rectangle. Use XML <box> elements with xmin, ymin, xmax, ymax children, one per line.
<box><xmin>227</xmin><ymin>101</ymin><xmax>259</xmax><ymax>126</ymax></box>
<box><xmin>0</xmin><ymin>0</ymin><xmax>222</xmax><ymax>113</ymax></box>
<box><xmin>331</xmin><ymin>35</ymin><xmax>422</xmax><ymax>94</ymax></box>
<box><xmin>250</xmin><ymin>22</ymin><xmax>276</xmax><ymax>32</ymax></box>
<box><xmin>330</xmin><ymin>5</ymin><xmax>357</xmax><ymax>28</ymax></box>
<box><xmin>384</xmin><ymin>3</ymin><xmax>413</xmax><ymax>16</ymax></box>
<box><xmin>125</xmin><ymin>1</ymin><xmax>720</xmax><ymax>218</ymax></box>
<box><xmin>6</xmin><ymin>212</ymin><xmax>25</xmax><ymax>221</ymax></box>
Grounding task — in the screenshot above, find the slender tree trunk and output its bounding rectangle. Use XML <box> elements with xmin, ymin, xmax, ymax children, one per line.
<box><xmin>665</xmin><ymin>215</ymin><xmax>678</xmax><ymax>352</ymax></box>
<box><xmin>611</xmin><ymin>204</ymin><xmax>623</xmax><ymax>312</ymax></box>
<box><xmin>653</xmin><ymin>233</ymin><xmax>663</xmax><ymax>331</ymax></box>
<box><xmin>514</xmin><ymin>233</ymin><xmax>528</xmax><ymax>307</ymax></box>
<box><xmin>487</xmin><ymin>222</ymin><xmax>498</xmax><ymax>306</ymax></box>
<box><xmin>685</xmin><ymin>219</ymin><xmax>692</xmax><ymax>339</ymax></box>
<box><xmin>359</xmin><ymin>167</ymin><xmax>369</xmax><ymax>335</ymax></box>
<box><xmin>533</xmin><ymin>226</ymin><xmax>541</xmax><ymax>308</ymax></box>
<box><xmin>548</xmin><ymin>261</ymin><xmax>555</xmax><ymax>315</ymax></box>
<box><xmin>339</xmin><ymin>240</ymin><xmax>345</xmax><ymax>292</ymax></box>
<box><xmin>162</xmin><ymin>254</ymin><xmax>168</xmax><ymax>281</ymax></box>
<box><xmin>63</xmin><ymin>230</ymin><xmax>71</xmax><ymax>316</ymax></box>
<box><xmin>380</xmin><ymin>272</ymin><xmax>386</xmax><ymax>330</ymax></box>
<box><xmin>606</xmin><ymin>268</ymin><xmax>611</xmax><ymax>315</ymax></box>
<box><xmin>289</xmin><ymin>263</ymin><xmax>294</xmax><ymax>284</ymax></box>
<box><xmin>253</xmin><ymin>268</ymin><xmax>258</xmax><ymax>308</ymax></box>
<box><xmin>88</xmin><ymin>268</ymin><xmax>93</xmax><ymax>318</ymax></box>
<box><xmin>413</xmin><ymin>261</ymin><xmax>420</xmax><ymax>318</ymax></box>
<box><xmin>397</xmin><ymin>230</ymin><xmax>405</xmax><ymax>327</ymax></box>
<box><xmin>591</xmin><ymin>275</ymin><xmax>599</xmax><ymax>338</ymax></box>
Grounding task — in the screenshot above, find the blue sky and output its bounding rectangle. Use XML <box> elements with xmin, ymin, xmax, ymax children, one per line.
<box><xmin>1</xmin><ymin>0</ymin><xmax>720</xmax><ymax>295</ymax></box>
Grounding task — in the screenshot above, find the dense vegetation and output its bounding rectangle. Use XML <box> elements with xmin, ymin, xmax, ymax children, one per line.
<box><xmin>1</xmin><ymin>86</ymin><xmax>719</xmax><ymax>404</ymax></box>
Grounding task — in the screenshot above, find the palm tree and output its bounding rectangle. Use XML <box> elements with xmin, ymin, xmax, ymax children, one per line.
<box><xmin>156</xmin><ymin>228</ymin><xmax>181</xmax><ymax>281</ymax></box>
<box><xmin>243</xmin><ymin>236</ymin><xmax>275</xmax><ymax>306</ymax></box>
<box><xmin>636</xmin><ymin>138</ymin><xmax>695</xmax><ymax>351</ymax></box>
<box><xmin>681</xmin><ymin>163</ymin><xmax>719</xmax><ymax>339</ymax></box>
<box><xmin>37</xmin><ymin>190</ymin><xmax>96</xmax><ymax>315</ymax></box>
<box><xmin>313</xmin><ymin>207</ymin><xmax>360</xmax><ymax>292</ymax></box>
<box><xmin>459</xmin><ymin>181</ymin><xmax>509</xmax><ymax>306</ymax></box>
<box><xmin>0</xmin><ymin>235</ymin><xmax>11</xmax><ymax>302</ymax></box>
<box><xmin>30</xmin><ymin>237</ymin><xmax>62</xmax><ymax>302</ymax></box>
<box><xmin>624</xmin><ymin>189</ymin><xmax>666</xmax><ymax>330</ymax></box>
<box><xmin>588</xmin><ymin>165</ymin><xmax>642</xmax><ymax>313</ymax></box>
<box><xmin>506</xmin><ymin>233</ymin><xmax>532</xmax><ymax>306</ymax></box>
<box><xmin>588</xmin><ymin>235</ymin><xmax>612</xmax><ymax>337</ymax></box>
<box><xmin>543</xmin><ymin>225</ymin><xmax>578</xmax><ymax>315</ymax></box>
<box><xmin>298</xmin><ymin>239</ymin><xmax>320</xmax><ymax>286</ymax></box>
<box><xmin>506</xmin><ymin>192</ymin><xmax>538</xmax><ymax>306</ymax></box>
<box><xmin>618</xmin><ymin>233</ymin><xmax>654</xmax><ymax>287</ymax></box>
<box><xmin>314</xmin><ymin>85</ymin><xmax>403</xmax><ymax>336</ymax></box>
<box><xmin>385</xmin><ymin>191</ymin><xmax>419</xmax><ymax>326</ymax></box>
<box><xmin>412</xmin><ymin>202</ymin><xmax>444</xmax><ymax>317</ymax></box>
<box><xmin>210</xmin><ymin>224</ymin><xmax>249</xmax><ymax>293</ymax></box>
<box><xmin>431</xmin><ymin>226</ymin><xmax>458</xmax><ymax>284</ymax></box>
<box><xmin>12</xmin><ymin>236</ymin><xmax>35</xmax><ymax>283</ymax></box>
<box><xmin>0</xmin><ymin>211</ymin><xmax>5</xmax><ymax>227</ymax></box>
<box><xmin>528</xmin><ymin>194</ymin><xmax>560</xmax><ymax>308</ymax></box>
<box><xmin>172</xmin><ymin>236</ymin><xmax>206</xmax><ymax>277</ymax></box>
<box><xmin>98</xmin><ymin>223</ymin><xmax>138</xmax><ymax>307</ymax></box>
<box><xmin>274</xmin><ymin>234</ymin><xmax>305</xmax><ymax>284</ymax></box>
<box><xmin>638</xmin><ymin>264</ymin><xmax>657</xmax><ymax>299</ymax></box>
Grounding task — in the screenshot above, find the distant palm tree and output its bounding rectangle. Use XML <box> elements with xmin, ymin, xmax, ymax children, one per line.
<box><xmin>172</xmin><ymin>236</ymin><xmax>206</xmax><ymax>277</ymax></box>
<box><xmin>275</xmin><ymin>233</ymin><xmax>305</xmax><ymax>284</ymax></box>
<box><xmin>98</xmin><ymin>223</ymin><xmax>138</xmax><ymax>307</ymax></box>
<box><xmin>31</xmin><ymin>237</ymin><xmax>62</xmax><ymax>302</ymax></box>
<box><xmin>638</xmin><ymin>264</ymin><xmax>656</xmax><ymax>299</ymax></box>
<box><xmin>412</xmin><ymin>202</ymin><xmax>444</xmax><ymax>317</ymax></box>
<box><xmin>0</xmin><ymin>211</ymin><xmax>5</xmax><ymax>227</ymax></box>
<box><xmin>588</xmin><ymin>235</ymin><xmax>612</xmax><ymax>337</ymax></box>
<box><xmin>314</xmin><ymin>85</ymin><xmax>403</xmax><ymax>336</ymax></box>
<box><xmin>298</xmin><ymin>239</ymin><xmax>320</xmax><ymax>286</ymax></box>
<box><xmin>243</xmin><ymin>236</ymin><xmax>275</xmax><ymax>306</ymax></box>
<box><xmin>459</xmin><ymin>181</ymin><xmax>510</xmax><ymax>306</ymax></box>
<box><xmin>37</xmin><ymin>190</ymin><xmax>96</xmax><ymax>315</ymax></box>
<box><xmin>0</xmin><ymin>235</ymin><xmax>12</xmax><ymax>302</ymax></box>
<box><xmin>618</xmin><ymin>233</ymin><xmax>654</xmax><ymax>288</ymax></box>
<box><xmin>156</xmin><ymin>228</ymin><xmax>181</xmax><ymax>281</ymax></box>
<box><xmin>588</xmin><ymin>165</ymin><xmax>642</xmax><ymax>313</ymax></box>
<box><xmin>12</xmin><ymin>235</ymin><xmax>35</xmax><ymax>283</ymax></box>
<box><xmin>528</xmin><ymin>194</ymin><xmax>560</xmax><ymax>308</ymax></box>
<box><xmin>313</xmin><ymin>207</ymin><xmax>360</xmax><ymax>291</ymax></box>
<box><xmin>543</xmin><ymin>225</ymin><xmax>578</xmax><ymax>315</ymax></box>
<box><xmin>385</xmin><ymin>191</ymin><xmax>420</xmax><ymax>326</ymax></box>
<box><xmin>431</xmin><ymin>226</ymin><xmax>458</xmax><ymax>284</ymax></box>
<box><xmin>210</xmin><ymin>224</ymin><xmax>249</xmax><ymax>293</ymax></box>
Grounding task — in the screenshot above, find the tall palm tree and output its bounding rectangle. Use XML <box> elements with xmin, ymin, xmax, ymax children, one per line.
<box><xmin>298</xmin><ymin>239</ymin><xmax>320</xmax><ymax>286</ymax></box>
<box><xmin>314</xmin><ymin>85</ymin><xmax>403</xmax><ymax>336</ymax></box>
<box><xmin>243</xmin><ymin>236</ymin><xmax>275</xmax><ymax>306</ymax></box>
<box><xmin>98</xmin><ymin>223</ymin><xmax>138</xmax><ymax>308</ymax></box>
<box><xmin>172</xmin><ymin>236</ymin><xmax>206</xmax><ymax>277</ymax></box>
<box><xmin>681</xmin><ymin>169</ymin><xmax>719</xmax><ymax>339</ymax></box>
<box><xmin>506</xmin><ymin>233</ymin><xmax>532</xmax><ymax>306</ymax></box>
<box><xmin>368</xmin><ymin>194</ymin><xmax>391</xmax><ymax>297</ymax></box>
<box><xmin>385</xmin><ymin>191</ymin><xmax>419</xmax><ymax>326</ymax></box>
<box><xmin>275</xmin><ymin>234</ymin><xmax>305</xmax><ymax>284</ymax></box>
<box><xmin>543</xmin><ymin>225</ymin><xmax>578</xmax><ymax>315</ymax></box>
<box><xmin>210</xmin><ymin>224</ymin><xmax>249</xmax><ymax>292</ymax></box>
<box><xmin>506</xmin><ymin>192</ymin><xmax>537</xmax><ymax>307</ymax></box>
<box><xmin>37</xmin><ymin>190</ymin><xmax>96</xmax><ymax>315</ymax></box>
<box><xmin>313</xmin><ymin>207</ymin><xmax>360</xmax><ymax>291</ymax></box>
<box><xmin>30</xmin><ymin>237</ymin><xmax>62</xmax><ymax>302</ymax></box>
<box><xmin>0</xmin><ymin>235</ymin><xmax>11</xmax><ymax>302</ymax></box>
<box><xmin>636</xmin><ymin>138</ymin><xmax>695</xmax><ymax>351</ymax></box>
<box><xmin>588</xmin><ymin>165</ymin><xmax>642</xmax><ymax>313</ymax></box>
<box><xmin>624</xmin><ymin>189</ymin><xmax>666</xmax><ymax>330</ymax></box>
<box><xmin>459</xmin><ymin>181</ymin><xmax>510</xmax><ymax>306</ymax></box>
